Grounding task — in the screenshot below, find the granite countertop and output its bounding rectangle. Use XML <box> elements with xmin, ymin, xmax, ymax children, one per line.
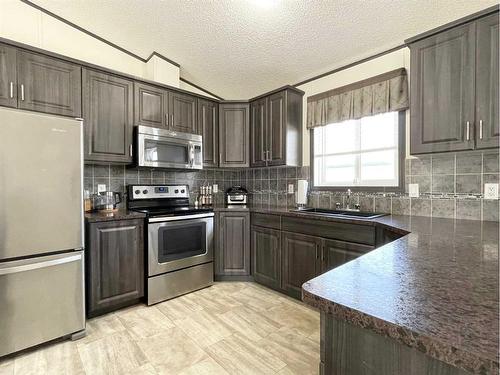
<box><xmin>85</xmin><ymin>209</ymin><xmax>146</xmax><ymax>223</ymax></box>
<box><xmin>290</xmin><ymin>213</ymin><xmax>499</xmax><ymax>374</ymax></box>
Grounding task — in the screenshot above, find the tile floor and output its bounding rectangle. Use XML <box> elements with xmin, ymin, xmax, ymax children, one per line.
<box><xmin>0</xmin><ymin>282</ymin><xmax>320</xmax><ymax>375</ymax></box>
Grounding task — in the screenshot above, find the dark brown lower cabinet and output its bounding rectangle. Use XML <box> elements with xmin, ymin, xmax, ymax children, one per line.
<box><xmin>216</xmin><ymin>211</ymin><xmax>251</xmax><ymax>278</ymax></box>
<box><xmin>321</xmin><ymin>239</ymin><xmax>373</xmax><ymax>273</ymax></box>
<box><xmin>281</xmin><ymin>231</ymin><xmax>322</xmax><ymax>299</ymax></box>
<box><xmin>251</xmin><ymin>225</ymin><xmax>281</xmax><ymax>290</ymax></box>
<box><xmin>252</xmin><ymin>213</ymin><xmax>377</xmax><ymax>300</ymax></box>
<box><xmin>86</xmin><ymin>219</ymin><xmax>144</xmax><ymax>317</ymax></box>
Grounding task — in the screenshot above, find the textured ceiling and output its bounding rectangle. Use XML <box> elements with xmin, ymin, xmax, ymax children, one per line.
<box><xmin>30</xmin><ymin>0</ymin><xmax>497</xmax><ymax>99</ymax></box>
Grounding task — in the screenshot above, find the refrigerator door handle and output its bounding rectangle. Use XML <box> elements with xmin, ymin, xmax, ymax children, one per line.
<box><xmin>0</xmin><ymin>253</ymin><xmax>82</xmax><ymax>275</ymax></box>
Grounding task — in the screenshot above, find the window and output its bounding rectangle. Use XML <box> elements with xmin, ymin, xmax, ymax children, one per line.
<box><xmin>313</xmin><ymin>111</ymin><xmax>403</xmax><ymax>188</ymax></box>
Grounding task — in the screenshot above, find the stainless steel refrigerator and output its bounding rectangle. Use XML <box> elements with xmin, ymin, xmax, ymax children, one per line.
<box><xmin>0</xmin><ymin>107</ymin><xmax>85</xmax><ymax>357</ymax></box>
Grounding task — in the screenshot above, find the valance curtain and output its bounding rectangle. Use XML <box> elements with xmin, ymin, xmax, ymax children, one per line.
<box><xmin>306</xmin><ymin>68</ymin><xmax>409</xmax><ymax>129</ymax></box>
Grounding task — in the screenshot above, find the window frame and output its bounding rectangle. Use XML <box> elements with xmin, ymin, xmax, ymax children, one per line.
<box><xmin>310</xmin><ymin>111</ymin><xmax>406</xmax><ymax>192</ymax></box>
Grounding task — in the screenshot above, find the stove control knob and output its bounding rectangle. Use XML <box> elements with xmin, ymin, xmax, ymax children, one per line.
<box><xmin>135</xmin><ymin>190</ymin><xmax>141</xmax><ymax>195</ymax></box>
<box><xmin>175</xmin><ymin>189</ymin><xmax>179</xmax><ymax>193</ymax></box>
<box><xmin>143</xmin><ymin>189</ymin><xmax>148</xmax><ymax>194</ymax></box>
<box><xmin>181</xmin><ymin>189</ymin><xmax>185</xmax><ymax>193</ymax></box>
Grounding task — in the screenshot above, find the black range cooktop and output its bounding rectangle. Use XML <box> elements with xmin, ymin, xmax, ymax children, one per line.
<box><xmin>131</xmin><ymin>206</ymin><xmax>213</xmax><ymax>217</ymax></box>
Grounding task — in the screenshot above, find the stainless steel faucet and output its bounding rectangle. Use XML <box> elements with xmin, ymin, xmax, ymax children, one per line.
<box><xmin>345</xmin><ymin>189</ymin><xmax>352</xmax><ymax>210</ymax></box>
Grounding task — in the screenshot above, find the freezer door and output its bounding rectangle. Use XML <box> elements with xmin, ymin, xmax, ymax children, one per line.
<box><xmin>0</xmin><ymin>251</ymin><xmax>85</xmax><ymax>356</ymax></box>
<box><xmin>0</xmin><ymin>108</ymin><xmax>83</xmax><ymax>260</ymax></box>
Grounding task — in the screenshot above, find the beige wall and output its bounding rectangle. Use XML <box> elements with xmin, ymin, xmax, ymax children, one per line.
<box><xmin>0</xmin><ymin>0</ymin><xmax>183</xmax><ymax>89</ymax></box>
<box><xmin>296</xmin><ymin>48</ymin><xmax>411</xmax><ymax>166</ymax></box>
<box><xmin>179</xmin><ymin>80</ymin><xmax>219</xmax><ymax>100</ymax></box>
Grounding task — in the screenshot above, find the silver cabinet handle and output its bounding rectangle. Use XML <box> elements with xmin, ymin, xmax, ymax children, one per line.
<box><xmin>9</xmin><ymin>82</ymin><xmax>13</xmax><ymax>98</ymax></box>
<box><xmin>129</xmin><ymin>144</ymin><xmax>133</xmax><ymax>157</ymax></box>
<box><xmin>466</xmin><ymin>121</ymin><xmax>470</xmax><ymax>141</ymax></box>
<box><xmin>20</xmin><ymin>84</ymin><xmax>24</xmax><ymax>101</ymax></box>
<box><xmin>165</xmin><ymin>113</ymin><xmax>169</xmax><ymax>126</ymax></box>
<box><xmin>219</xmin><ymin>153</ymin><xmax>222</xmax><ymax>164</ymax></box>
<box><xmin>171</xmin><ymin>114</ymin><xmax>174</xmax><ymax>126</ymax></box>
<box><xmin>0</xmin><ymin>253</ymin><xmax>81</xmax><ymax>275</ymax></box>
<box><xmin>479</xmin><ymin>120</ymin><xmax>483</xmax><ymax>140</ymax></box>
<box><xmin>263</xmin><ymin>151</ymin><xmax>266</xmax><ymax>161</ymax></box>
<box><xmin>267</xmin><ymin>150</ymin><xmax>270</xmax><ymax>161</ymax></box>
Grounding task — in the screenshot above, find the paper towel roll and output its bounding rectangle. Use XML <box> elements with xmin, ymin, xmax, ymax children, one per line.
<box><xmin>296</xmin><ymin>179</ymin><xmax>308</xmax><ymax>205</ymax></box>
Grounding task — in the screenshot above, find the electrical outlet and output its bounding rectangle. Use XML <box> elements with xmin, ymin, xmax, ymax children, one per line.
<box><xmin>97</xmin><ymin>184</ymin><xmax>107</xmax><ymax>193</ymax></box>
<box><xmin>409</xmin><ymin>183</ymin><xmax>419</xmax><ymax>198</ymax></box>
<box><xmin>288</xmin><ymin>184</ymin><xmax>294</xmax><ymax>194</ymax></box>
<box><xmin>212</xmin><ymin>184</ymin><xmax>218</xmax><ymax>193</ymax></box>
<box><xmin>484</xmin><ymin>183</ymin><xmax>499</xmax><ymax>200</ymax></box>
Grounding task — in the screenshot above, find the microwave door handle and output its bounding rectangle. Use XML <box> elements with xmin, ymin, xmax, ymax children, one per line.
<box><xmin>189</xmin><ymin>145</ymin><xmax>195</xmax><ymax>166</ymax></box>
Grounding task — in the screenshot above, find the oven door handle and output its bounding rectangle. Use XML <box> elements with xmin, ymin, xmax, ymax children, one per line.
<box><xmin>148</xmin><ymin>213</ymin><xmax>214</xmax><ymax>223</ymax></box>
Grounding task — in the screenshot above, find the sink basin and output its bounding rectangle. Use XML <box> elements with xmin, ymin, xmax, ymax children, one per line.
<box><xmin>291</xmin><ymin>207</ymin><xmax>387</xmax><ymax>219</ymax></box>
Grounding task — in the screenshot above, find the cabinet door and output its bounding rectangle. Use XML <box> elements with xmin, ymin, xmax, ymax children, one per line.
<box><xmin>281</xmin><ymin>231</ymin><xmax>322</xmax><ymax>299</ymax></box>
<box><xmin>86</xmin><ymin>219</ymin><xmax>144</xmax><ymax>317</ymax></box>
<box><xmin>250</xmin><ymin>98</ymin><xmax>267</xmax><ymax>167</ymax></box>
<box><xmin>17</xmin><ymin>51</ymin><xmax>81</xmax><ymax>117</ymax></box>
<box><xmin>198</xmin><ymin>99</ymin><xmax>219</xmax><ymax>167</ymax></box>
<box><xmin>134</xmin><ymin>82</ymin><xmax>167</xmax><ymax>128</ymax></box>
<box><xmin>216</xmin><ymin>212</ymin><xmax>250</xmax><ymax>276</ymax></box>
<box><xmin>252</xmin><ymin>225</ymin><xmax>281</xmax><ymax>290</ymax></box>
<box><xmin>168</xmin><ymin>91</ymin><xmax>197</xmax><ymax>133</ymax></box>
<box><xmin>476</xmin><ymin>13</ymin><xmax>499</xmax><ymax>149</ymax></box>
<box><xmin>410</xmin><ymin>23</ymin><xmax>475</xmax><ymax>154</ymax></box>
<box><xmin>267</xmin><ymin>91</ymin><xmax>286</xmax><ymax>166</ymax></box>
<box><xmin>321</xmin><ymin>239</ymin><xmax>373</xmax><ymax>273</ymax></box>
<box><xmin>83</xmin><ymin>69</ymin><xmax>134</xmax><ymax>163</ymax></box>
<box><xmin>219</xmin><ymin>103</ymin><xmax>250</xmax><ymax>168</ymax></box>
<box><xmin>0</xmin><ymin>44</ymin><xmax>17</xmax><ymax>108</ymax></box>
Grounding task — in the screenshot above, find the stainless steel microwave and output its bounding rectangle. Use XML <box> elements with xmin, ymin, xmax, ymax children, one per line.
<box><xmin>137</xmin><ymin>126</ymin><xmax>203</xmax><ymax>169</ymax></box>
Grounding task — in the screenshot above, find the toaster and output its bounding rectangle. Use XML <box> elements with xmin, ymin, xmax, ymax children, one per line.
<box><xmin>226</xmin><ymin>186</ymin><xmax>248</xmax><ymax>205</ymax></box>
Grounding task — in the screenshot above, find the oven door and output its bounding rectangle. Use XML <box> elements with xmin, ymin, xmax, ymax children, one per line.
<box><xmin>137</xmin><ymin>131</ymin><xmax>202</xmax><ymax>169</ymax></box>
<box><xmin>148</xmin><ymin>214</ymin><xmax>214</xmax><ymax>276</ymax></box>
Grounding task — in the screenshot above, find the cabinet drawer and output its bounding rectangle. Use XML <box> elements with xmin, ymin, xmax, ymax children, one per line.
<box><xmin>282</xmin><ymin>216</ymin><xmax>375</xmax><ymax>246</ymax></box>
<box><xmin>251</xmin><ymin>213</ymin><xmax>281</xmax><ymax>230</ymax></box>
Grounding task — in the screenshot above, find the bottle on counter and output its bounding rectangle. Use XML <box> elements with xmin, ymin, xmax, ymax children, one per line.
<box><xmin>83</xmin><ymin>190</ymin><xmax>92</xmax><ymax>212</ymax></box>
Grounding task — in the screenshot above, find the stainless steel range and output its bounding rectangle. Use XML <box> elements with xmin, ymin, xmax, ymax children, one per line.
<box><xmin>127</xmin><ymin>184</ymin><xmax>214</xmax><ymax>305</ymax></box>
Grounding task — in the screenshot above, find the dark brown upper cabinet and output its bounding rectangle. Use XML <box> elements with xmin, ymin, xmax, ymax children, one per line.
<box><xmin>0</xmin><ymin>44</ymin><xmax>17</xmax><ymax>108</ymax></box>
<box><xmin>409</xmin><ymin>12</ymin><xmax>499</xmax><ymax>154</ymax></box>
<box><xmin>475</xmin><ymin>13</ymin><xmax>499</xmax><ymax>149</ymax></box>
<box><xmin>134</xmin><ymin>82</ymin><xmax>168</xmax><ymax>128</ymax></box>
<box><xmin>169</xmin><ymin>91</ymin><xmax>197</xmax><ymax>134</ymax></box>
<box><xmin>251</xmin><ymin>225</ymin><xmax>281</xmax><ymax>290</ymax></box>
<box><xmin>281</xmin><ymin>231</ymin><xmax>322</xmax><ymax>299</ymax></box>
<box><xmin>17</xmin><ymin>51</ymin><xmax>81</xmax><ymax>117</ymax></box>
<box><xmin>198</xmin><ymin>99</ymin><xmax>219</xmax><ymax>167</ymax></box>
<box><xmin>134</xmin><ymin>82</ymin><xmax>198</xmax><ymax>133</ymax></box>
<box><xmin>250</xmin><ymin>98</ymin><xmax>267</xmax><ymax>167</ymax></box>
<box><xmin>86</xmin><ymin>219</ymin><xmax>144</xmax><ymax>318</ymax></box>
<box><xmin>250</xmin><ymin>88</ymin><xmax>303</xmax><ymax>167</ymax></box>
<box><xmin>0</xmin><ymin>44</ymin><xmax>81</xmax><ymax>117</ymax></box>
<box><xmin>216</xmin><ymin>211</ymin><xmax>250</xmax><ymax>277</ymax></box>
<box><xmin>83</xmin><ymin>69</ymin><xmax>134</xmax><ymax>163</ymax></box>
<box><xmin>219</xmin><ymin>102</ymin><xmax>250</xmax><ymax>168</ymax></box>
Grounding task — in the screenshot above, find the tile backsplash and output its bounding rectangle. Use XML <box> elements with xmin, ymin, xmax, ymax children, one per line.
<box><xmin>85</xmin><ymin>149</ymin><xmax>499</xmax><ymax>221</ymax></box>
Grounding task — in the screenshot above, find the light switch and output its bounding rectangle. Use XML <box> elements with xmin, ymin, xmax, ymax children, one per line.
<box><xmin>212</xmin><ymin>184</ymin><xmax>218</xmax><ymax>193</ymax></box>
<box><xmin>97</xmin><ymin>184</ymin><xmax>106</xmax><ymax>193</ymax></box>
<box><xmin>409</xmin><ymin>183</ymin><xmax>419</xmax><ymax>198</ymax></box>
<box><xmin>288</xmin><ymin>184</ymin><xmax>294</xmax><ymax>194</ymax></box>
<box><xmin>484</xmin><ymin>183</ymin><xmax>499</xmax><ymax>200</ymax></box>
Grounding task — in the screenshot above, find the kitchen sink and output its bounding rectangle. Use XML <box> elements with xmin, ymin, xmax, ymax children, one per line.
<box><xmin>291</xmin><ymin>207</ymin><xmax>387</xmax><ymax>219</ymax></box>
